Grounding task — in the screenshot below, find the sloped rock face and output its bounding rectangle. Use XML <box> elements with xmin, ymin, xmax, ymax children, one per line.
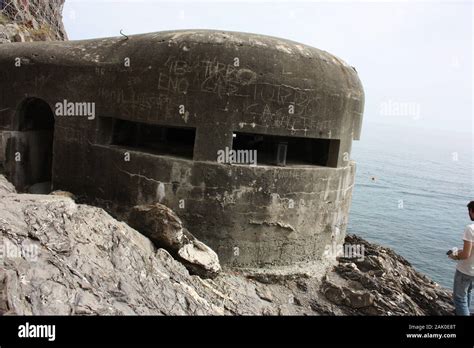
<box><xmin>321</xmin><ymin>235</ymin><xmax>454</xmax><ymax>315</ymax></box>
<box><xmin>0</xmin><ymin>177</ymin><xmax>222</xmax><ymax>315</ymax></box>
<box><xmin>0</xmin><ymin>0</ymin><xmax>67</xmax><ymax>44</ymax></box>
<box><xmin>0</xmin><ymin>175</ymin><xmax>455</xmax><ymax>315</ymax></box>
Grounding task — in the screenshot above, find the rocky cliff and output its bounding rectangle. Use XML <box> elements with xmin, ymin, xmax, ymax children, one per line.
<box><xmin>0</xmin><ymin>0</ymin><xmax>67</xmax><ymax>43</ymax></box>
<box><xmin>0</xmin><ymin>175</ymin><xmax>454</xmax><ymax>315</ymax></box>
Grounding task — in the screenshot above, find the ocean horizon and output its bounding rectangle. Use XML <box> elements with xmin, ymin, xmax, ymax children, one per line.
<box><xmin>348</xmin><ymin>122</ymin><xmax>473</xmax><ymax>289</ymax></box>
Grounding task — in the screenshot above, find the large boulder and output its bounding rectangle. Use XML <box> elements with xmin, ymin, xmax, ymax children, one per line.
<box><xmin>127</xmin><ymin>204</ymin><xmax>221</xmax><ymax>279</ymax></box>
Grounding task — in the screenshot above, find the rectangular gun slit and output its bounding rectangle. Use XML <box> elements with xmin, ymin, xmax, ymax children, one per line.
<box><xmin>232</xmin><ymin>132</ymin><xmax>339</xmax><ymax>167</ymax></box>
<box><xmin>110</xmin><ymin>119</ymin><xmax>196</xmax><ymax>159</ymax></box>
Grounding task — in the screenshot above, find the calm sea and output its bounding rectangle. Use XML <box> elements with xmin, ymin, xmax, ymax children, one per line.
<box><xmin>348</xmin><ymin>122</ymin><xmax>473</xmax><ymax>289</ymax></box>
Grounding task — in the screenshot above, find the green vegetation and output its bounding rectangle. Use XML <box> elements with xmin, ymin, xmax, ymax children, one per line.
<box><xmin>28</xmin><ymin>25</ymin><xmax>53</xmax><ymax>40</ymax></box>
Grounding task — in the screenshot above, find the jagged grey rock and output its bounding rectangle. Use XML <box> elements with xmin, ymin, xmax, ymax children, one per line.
<box><xmin>0</xmin><ymin>176</ymin><xmax>223</xmax><ymax>315</ymax></box>
<box><xmin>0</xmin><ymin>175</ymin><xmax>455</xmax><ymax>316</ymax></box>
<box><xmin>128</xmin><ymin>204</ymin><xmax>221</xmax><ymax>279</ymax></box>
<box><xmin>322</xmin><ymin>235</ymin><xmax>455</xmax><ymax>315</ymax></box>
<box><xmin>0</xmin><ymin>174</ymin><xmax>15</xmax><ymax>195</ymax></box>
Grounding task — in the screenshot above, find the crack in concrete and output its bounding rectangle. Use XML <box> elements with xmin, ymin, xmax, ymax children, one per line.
<box><xmin>118</xmin><ymin>169</ymin><xmax>162</xmax><ymax>184</ymax></box>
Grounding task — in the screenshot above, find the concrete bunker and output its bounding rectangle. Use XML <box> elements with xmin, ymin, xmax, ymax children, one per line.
<box><xmin>0</xmin><ymin>30</ymin><xmax>364</xmax><ymax>268</ymax></box>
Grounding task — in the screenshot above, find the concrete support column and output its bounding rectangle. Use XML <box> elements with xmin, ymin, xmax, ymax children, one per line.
<box><xmin>193</xmin><ymin>124</ymin><xmax>233</xmax><ymax>162</ymax></box>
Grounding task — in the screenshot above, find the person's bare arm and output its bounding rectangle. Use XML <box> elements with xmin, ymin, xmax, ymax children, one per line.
<box><xmin>449</xmin><ymin>240</ymin><xmax>472</xmax><ymax>260</ymax></box>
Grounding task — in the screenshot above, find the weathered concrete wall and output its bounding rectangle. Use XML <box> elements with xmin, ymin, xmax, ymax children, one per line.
<box><xmin>3</xmin><ymin>130</ymin><xmax>53</xmax><ymax>189</ymax></box>
<box><xmin>0</xmin><ymin>30</ymin><xmax>364</xmax><ymax>267</ymax></box>
<box><xmin>71</xmin><ymin>145</ymin><xmax>356</xmax><ymax>266</ymax></box>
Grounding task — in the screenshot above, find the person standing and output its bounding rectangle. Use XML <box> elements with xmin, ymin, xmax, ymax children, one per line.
<box><xmin>448</xmin><ymin>201</ymin><xmax>474</xmax><ymax>315</ymax></box>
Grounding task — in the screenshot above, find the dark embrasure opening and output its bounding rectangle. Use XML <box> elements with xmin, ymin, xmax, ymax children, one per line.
<box><xmin>111</xmin><ymin>119</ymin><xmax>196</xmax><ymax>159</ymax></box>
<box><xmin>232</xmin><ymin>132</ymin><xmax>339</xmax><ymax>167</ymax></box>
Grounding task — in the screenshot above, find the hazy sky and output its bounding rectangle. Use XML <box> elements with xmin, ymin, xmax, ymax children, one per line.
<box><xmin>63</xmin><ymin>0</ymin><xmax>473</xmax><ymax>135</ymax></box>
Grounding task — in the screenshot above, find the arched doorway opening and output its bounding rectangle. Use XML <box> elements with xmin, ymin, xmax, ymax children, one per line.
<box><xmin>18</xmin><ymin>98</ymin><xmax>55</xmax><ymax>132</ymax></box>
<box><xmin>6</xmin><ymin>98</ymin><xmax>55</xmax><ymax>192</ymax></box>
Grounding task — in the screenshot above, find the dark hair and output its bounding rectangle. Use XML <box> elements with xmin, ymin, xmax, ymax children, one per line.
<box><xmin>468</xmin><ymin>201</ymin><xmax>474</xmax><ymax>212</ymax></box>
